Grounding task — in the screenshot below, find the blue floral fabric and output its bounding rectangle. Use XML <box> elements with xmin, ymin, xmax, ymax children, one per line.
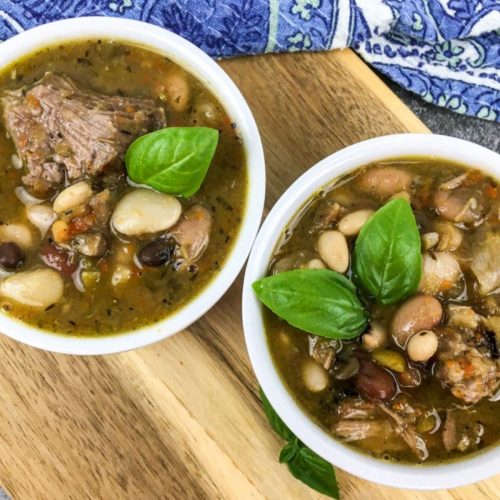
<box><xmin>0</xmin><ymin>1</ymin><xmax>499</xmax><ymax>121</ymax></box>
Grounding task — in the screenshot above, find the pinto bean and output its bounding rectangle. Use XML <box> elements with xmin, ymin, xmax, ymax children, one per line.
<box><xmin>358</xmin><ymin>167</ymin><xmax>412</xmax><ymax>199</ymax></box>
<box><xmin>355</xmin><ymin>359</ymin><xmax>396</xmax><ymax>402</ymax></box>
<box><xmin>434</xmin><ymin>188</ymin><xmax>486</xmax><ymax>224</ymax></box>
<box><xmin>392</xmin><ymin>295</ymin><xmax>443</xmax><ymax>347</ymax></box>
<box><xmin>317</xmin><ymin>230</ymin><xmax>349</xmax><ymax>273</ymax></box>
<box><xmin>338</xmin><ymin>209</ymin><xmax>374</xmax><ymax>236</ymax></box>
<box><xmin>41</xmin><ymin>240</ymin><xmax>78</xmax><ymax>276</ymax></box>
<box><xmin>0</xmin><ymin>268</ymin><xmax>64</xmax><ymax>308</ymax></box>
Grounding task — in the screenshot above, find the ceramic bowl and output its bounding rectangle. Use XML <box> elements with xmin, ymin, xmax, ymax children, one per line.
<box><xmin>242</xmin><ymin>134</ymin><xmax>500</xmax><ymax>489</ymax></box>
<box><xmin>0</xmin><ymin>17</ymin><xmax>265</xmax><ymax>354</ymax></box>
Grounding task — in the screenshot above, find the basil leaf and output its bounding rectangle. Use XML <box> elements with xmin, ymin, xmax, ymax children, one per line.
<box><xmin>287</xmin><ymin>446</ymin><xmax>339</xmax><ymax>499</ymax></box>
<box><xmin>125</xmin><ymin>127</ymin><xmax>219</xmax><ymax>197</ymax></box>
<box><xmin>260</xmin><ymin>388</ymin><xmax>339</xmax><ymax>498</ymax></box>
<box><xmin>279</xmin><ymin>438</ymin><xmax>299</xmax><ymax>463</ymax></box>
<box><xmin>353</xmin><ymin>198</ymin><xmax>422</xmax><ymax>305</ymax></box>
<box><xmin>253</xmin><ymin>269</ymin><xmax>368</xmax><ymax>339</ymax></box>
<box><xmin>260</xmin><ymin>388</ymin><xmax>294</xmax><ymax>441</ymax></box>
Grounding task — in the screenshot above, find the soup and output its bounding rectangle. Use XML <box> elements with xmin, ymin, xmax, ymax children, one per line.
<box><xmin>0</xmin><ymin>40</ymin><xmax>246</xmax><ymax>335</ymax></box>
<box><xmin>256</xmin><ymin>158</ymin><xmax>499</xmax><ymax>463</ymax></box>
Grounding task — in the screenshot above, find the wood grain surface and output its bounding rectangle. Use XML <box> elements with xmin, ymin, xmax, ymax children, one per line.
<box><xmin>0</xmin><ymin>49</ymin><xmax>498</xmax><ymax>499</ymax></box>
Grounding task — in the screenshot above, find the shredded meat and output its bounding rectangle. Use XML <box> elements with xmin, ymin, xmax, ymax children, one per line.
<box><xmin>470</xmin><ymin>231</ymin><xmax>500</xmax><ymax>295</ymax></box>
<box><xmin>310</xmin><ymin>201</ymin><xmax>345</xmax><ymax>232</ymax></box>
<box><xmin>336</xmin><ymin>398</ymin><xmax>376</xmax><ymax>419</ymax></box>
<box><xmin>435</xmin><ymin>330</ymin><xmax>500</xmax><ymax>403</ymax></box>
<box><xmin>170</xmin><ymin>205</ymin><xmax>212</xmax><ymax>266</ymax></box>
<box><xmin>332</xmin><ymin>419</ymin><xmax>392</xmax><ymax>441</ymax></box>
<box><xmin>447</xmin><ymin>305</ymin><xmax>481</xmax><ymax>330</ymax></box>
<box><xmin>2</xmin><ymin>73</ymin><xmax>166</xmax><ymax>195</ymax></box>
<box><xmin>308</xmin><ymin>335</ymin><xmax>337</xmax><ymax>370</ymax></box>
<box><xmin>442</xmin><ymin>410</ymin><xmax>458</xmax><ymax>452</ymax></box>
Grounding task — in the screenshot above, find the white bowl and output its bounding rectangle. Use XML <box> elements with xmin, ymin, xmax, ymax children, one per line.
<box><xmin>0</xmin><ymin>18</ymin><xmax>265</xmax><ymax>354</ymax></box>
<box><xmin>243</xmin><ymin>134</ymin><xmax>500</xmax><ymax>490</ymax></box>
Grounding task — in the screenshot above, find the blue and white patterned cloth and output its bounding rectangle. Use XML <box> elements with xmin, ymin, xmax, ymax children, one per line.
<box><xmin>0</xmin><ymin>1</ymin><xmax>499</xmax><ymax>121</ymax></box>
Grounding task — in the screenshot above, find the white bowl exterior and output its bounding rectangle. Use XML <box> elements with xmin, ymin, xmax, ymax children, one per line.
<box><xmin>243</xmin><ymin>134</ymin><xmax>500</xmax><ymax>490</ymax></box>
<box><xmin>0</xmin><ymin>18</ymin><xmax>265</xmax><ymax>354</ymax></box>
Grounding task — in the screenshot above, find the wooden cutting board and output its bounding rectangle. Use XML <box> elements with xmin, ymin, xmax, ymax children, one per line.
<box><xmin>0</xmin><ymin>49</ymin><xmax>497</xmax><ymax>500</ymax></box>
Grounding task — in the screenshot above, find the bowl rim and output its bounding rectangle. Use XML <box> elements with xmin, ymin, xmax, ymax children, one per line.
<box><xmin>242</xmin><ymin>133</ymin><xmax>500</xmax><ymax>490</ymax></box>
<box><xmin>0</xmin><ymin>17</ymin><xmax>265</xmax><ymax>355</ymax></box>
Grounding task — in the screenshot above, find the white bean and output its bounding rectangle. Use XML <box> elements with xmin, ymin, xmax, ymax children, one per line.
<box><xmin>305</xmin><ymin>258</ymin><xmax>326</xmax><ymax>269</ymax></box>
<box><xmin>53</xmin><ymin>181</ymin><xmax>92</xmax><ymax>213</ymax></box>
<box><xmin>111</xmin><ymin>264</ymin><xmax>133</xmax><ymax>286</ymax></box>
<box><xmin>389</xmin><ymin>191</ymin><xmax>411</xmax><ymax>203</ymax></box>
<box><xmin>407</xmin><ymin>330</ymin><xmax>438</xmax><ymax>362</ymax></box>
<box><xmin>0</xmin><ymin>223</ymin><xmax>34</xmax><ymax>249</ymax></box>
<box><xmin>338</xmin><ymin>209</ymin><xmax>374</xmax><ymax>236</ymax></box>
<box><xmin>421</xmin><ymin>232</ymin><xmax>439</xmax><ymax>250</ymax></box>
<box><xmin>26</xmin><ymin>204</ymin><xmax>57</xmax><ymax>237</ymax></box>
<box><xmin>165</xmin><ymin>71</ymin><xmax>190</xmax><ymax>112</ymax></box>
<box><xmin>302</xmin><ymin>359</ymin><xmax>329</xmax><ymax>392</ymax></box>
<box><xmin>435</xmin><ymin>222</ymin><xmax>463</xmax><ymax>252</ymax></box>
<box><xmin>317</xmin><ymin>230</ymin><xmax>349</xmax><ymax>273</ymax></box>
<box><xmin>112</xmin><ymin>189</ymin><xmax>182</xmax><ymax>236</ymax></box>
<box><xmin>0</xmin><ymin>268</ymin><xmax>64</xmax><ymax>308</ymax></box>
<box><xmin>362</xmin><ymin>323</ymin><xmax>388</xmax><ymax>351</ymax></box>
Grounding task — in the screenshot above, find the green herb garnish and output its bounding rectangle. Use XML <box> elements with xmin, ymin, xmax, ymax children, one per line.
<box><xmin>253</xmin><ymin>269</ymin><xmax>368</xmax><ymax>339</ymax></box>
<box><xmin>125</xmin><ymin>127</ymin><xmax>219</xmax><ymax>197</ymax></box>
<box><xmin>260</xmin><ymin>389</ymin><xmax>339</xmax><ymax>499</ymax></box>
<box><xmin>353</xmin><ymin>198</ymin><xmax>422</xmax><ymax>304</ymax></box>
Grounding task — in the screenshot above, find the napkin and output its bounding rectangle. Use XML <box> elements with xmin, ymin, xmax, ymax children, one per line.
<box><xmin>0</xmin><ymin>1</ymin><xmax>499</xmax><ymax>121</ymax></box>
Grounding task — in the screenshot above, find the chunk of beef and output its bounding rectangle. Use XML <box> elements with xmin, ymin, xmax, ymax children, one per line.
<box><xmin>435</xmin><ymin>330</ymin><xmax>500</xmax><ymax>403</ymax></box>
<box><xmin>2</xmin><ymin>73</ymin><xmax>166</xmax><ymax>195</ymax></box>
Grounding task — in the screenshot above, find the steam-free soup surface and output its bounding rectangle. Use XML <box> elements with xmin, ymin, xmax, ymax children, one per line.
<box><xmin>265</xmin><ymin>158</ymin><xmax>499</xmax><ymax>463</ymax></box>
<box><xmin>0</xmin><ymin>40</ymin><xmax>246</xmax><ymax>335</ymax></box>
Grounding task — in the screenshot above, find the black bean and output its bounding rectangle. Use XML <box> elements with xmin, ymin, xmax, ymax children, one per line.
<box><xmin>138</xmin><ymin>239</ymin><xmax>173</xmax><ymax>267</ymax></box>
<box><xmin>0</xmin><ymin>242</ymin><xmax>24</xmax><ymax>270</ymax></box>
